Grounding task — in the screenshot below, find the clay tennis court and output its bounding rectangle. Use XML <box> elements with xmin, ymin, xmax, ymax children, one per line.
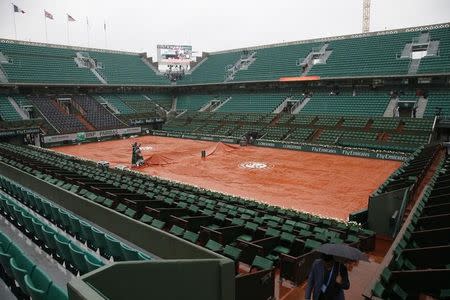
<box><xmin>53</xmin><ymin>136</ymin><xmax>401</xmax><ymax>220</ymax></box>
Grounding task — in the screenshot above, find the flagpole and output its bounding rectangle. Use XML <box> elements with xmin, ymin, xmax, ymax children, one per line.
<box><xmin>44</xmin><ymin>12</ymin><xmax>48</xmax><ymax>43</ymax></box>
<box><xmin>104</xmin><ymin>21</ymin><xmax>107</xmax><ymax>48</ymax></box>
<box><xmin>12</xmin><ymin>8</ymin><xmax>17</xmax><ymax>39</ymax></box>
<box><xmin>86</xmin><ymin>17</ymin><xmax>90</xmax><ymax>47</ymax></box>
<box><xmin>66</xmin><ymin>16</ymin><xmax>69</xmax><ymax>44</ymax></box>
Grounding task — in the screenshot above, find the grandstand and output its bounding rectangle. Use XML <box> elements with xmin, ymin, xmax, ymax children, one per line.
<box><xmin>0</xmin><ymin>17</ymin><xmax>449</xmax><ymax>300</ymax></box>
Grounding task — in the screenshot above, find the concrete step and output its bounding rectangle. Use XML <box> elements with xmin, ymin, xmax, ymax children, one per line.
<box><xmin>292</xmin><ymin>97</ymin><xmax>311</xmax><ymax>114</ymax></box>
<box><xmin>383</xmin><ymin>97</ymin><xmax>399</xmax><ymax>117</ymax></box>
<box><xmin>415</xmin><ymin>97</ymin><xmax>428</xmax><ymax>118</ymax></box>
<box><xmin>75</xmin><ymin>114</ymin><xmax>96</xmax><ymax>131</ymax></box>
<box><xmin>7</xmin><ymin>96</ymin><xmax>28</xmax><ymax>119</ymax></box>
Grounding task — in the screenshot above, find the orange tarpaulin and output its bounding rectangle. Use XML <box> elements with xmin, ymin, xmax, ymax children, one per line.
<box><xmin>54</xmin><ymin>136</ymin><xmax>401</xmax><ymax>220</ymax></box>
<box><xmin>144</xmin><ymin>153</ymin><xmax>176</xmax><ymax>166</ymax></box>
<box><xmin>206</xmin><ymin>142</ymin><xmax>239</xmax><ymax>157</ymax></box>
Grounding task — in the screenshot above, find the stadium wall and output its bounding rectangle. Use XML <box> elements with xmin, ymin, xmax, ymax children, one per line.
<box><xmin>70</xmin><ymin>260</ymin><xmax>234</xmax><ymax>300</ymax></box>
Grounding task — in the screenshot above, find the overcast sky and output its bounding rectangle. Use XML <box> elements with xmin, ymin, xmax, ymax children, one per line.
<box><xmin>1</xmin><ymin>0</ymin><xmax>450</xmax><ymax>58</ymax></box>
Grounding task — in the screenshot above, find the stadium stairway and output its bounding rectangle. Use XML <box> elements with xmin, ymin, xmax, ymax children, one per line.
<box><xmin>399</xmin><ymin>147</ymin><xmax>445</xmax><ymax>225</ymax></box>
<box><xmin>281</xmin><ymin>259</ymin><xmax>381</xmax><ymax>300</ymax></box>
<box><xmin>74</xmin><ymin>114</ymin><xmax>95</xmax><ymax>131</ymax></box>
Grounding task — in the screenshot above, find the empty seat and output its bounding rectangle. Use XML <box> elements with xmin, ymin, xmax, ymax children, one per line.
<box><xmin>251</xmin><ymin>256</ymin><xmax>274</xmax><ymax>271</ymax></box>
<box><xmin>84</xmin><ymin>252</ymin><xmax>105</xmax><ymax>272</ymax></box>
<box><xmin>104</xmin><ymin>235</ymin><xmax>125</xmax><ymax>261</ymax></box>
<box><xmin>69</xmin><ymin>243</ymin><xmax>89</xmax><ymax>275</ymax></box>
<box><xmin>24</xmin><ymin>267</ymin><xmax>68</xmax><ymax>300</ymax></box>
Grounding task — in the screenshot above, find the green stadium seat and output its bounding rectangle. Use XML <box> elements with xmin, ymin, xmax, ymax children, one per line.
<box><xmin>251</xmin><ymin>256</ymin><xmax>274</xmax><ymax>271</ymax></box>
<box><xmin>182</xmin><ymin>231</ymin><xmax>199</xmax><ymax>244</ymax></box>
<box><xmin>10</xmin><ymin>254</ymin><xmax>36</xmax><ymax>294</ymax></box>
<box><xmin>223</xmin><ymin>245</ymin><xmax>242</xmax><ymax>261</ymax></box>
<box><xmin>138</xmin><ymin>214</ymin><xmax>153</xmax><ymax>224</ymax></box>
<box><xmin>121</xmin><ymin>244</ymin><xmax>140</xmax><ymax>261</ymax></box>
<box><xmin>205</xmin><ymin>240</ymin><xmax>223</xmax><ymax>252</ymax></box>
<box><xmin>24</xmin><ymin>267</ymin><xmax>52</xmax><ymax>300</ymax></box>
<box><xmin>304</xmin><ymin>239</ymin><xmax>322</xmax><ymax>252</ymax></box>
<box><xmin>68</xmin><ymin>243</ymin><xmax>89</xmax><ymax>275</ymax></box>
<box><xmin>0</xmin><ymin>243</ymin><xmax>23</xmax><ymax>277</ymax></box>
<box><xmin>91</xmin><ymin>227</ymin><xmax>108</xmax><ymax>255</ymax></box>
<box><xmin>79</xmin><ymin>220</ymin><xmax>96</xmax><ymax>247</ymax></box>
<box><xmin>24</xmin><ymin>267</ymin><xmax>68</xmax><ymax>300</ymax></box>
<box><xmin>84</xmin><ymin>252</ymin><xmax>105</xmax><ymax>272</ymax></box>
<box><xmin>150</xmin><ymin>219</ymin><xmax>165</xmax><ymax>230</ymax></box>
<box><xmin>392</xmin><ymin>284</ymin><xmax>408</xmax><ymax>300</ymax></box>
<box><xmin>104</xmin><ymin>235</ymin><xmax>125</xmax><ymax>261</ymax></box>
<box><xmin>169</xmin><ymin>225</ymin><xmax>185</xmax><ymax>237</ymax></box>
<box><xmin>137</xmin><ymin>252</ymin><xmax>151</xmax><ymax>261</ymax></box>
<box><xmin>54</xmin><ymin>233</ymin><xmax>74</xmax><ymax>268</ymax></box>
<box><xmin>372</xmin><ymin>281</ymin><xmax>386</xmax><ymax>298</ymax></box>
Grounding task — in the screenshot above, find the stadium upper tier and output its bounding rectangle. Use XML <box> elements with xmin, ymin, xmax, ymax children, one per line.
<box><xmin>0</xmin><ymin>40</ymin><xmax>169</xmax><ymax>85</ymax></box>
<box><xmin>182</xmin><ymin>24</ymin><xmax>450</xmax><ymax>84</ymax></box>
<box><xmin>0</xmin><ymin>23</ymin><xmax>449</xmax><ymax>86</ymax></box>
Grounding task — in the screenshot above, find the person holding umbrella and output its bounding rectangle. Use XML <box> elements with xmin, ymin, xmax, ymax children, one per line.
<box><xmin>304</xmin><ymin>254</ymin><xmax>350</xmax><ymax>300</ymax></box>
<box><xmin>305</xmin><ymin>243</ymin><xmax>368</xmax><ymax>300</ymax></box>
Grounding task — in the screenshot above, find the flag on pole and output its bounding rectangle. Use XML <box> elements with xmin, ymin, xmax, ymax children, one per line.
<box><xmin>13</xmin><ymin>4</ymin><xmax>25</xmax><ymax>14</ymax></box>
<box><xmin>44</xmin><ymin>10</ymin><xmax>54</xmax><ymax>20</ymax></box>
<box><xmin>104</xmin><ymin>21</ymin><xmax>106</xmax><ymax>31</ymax></box>
<box><xmin>67</xmin><ymin>14</ymin><xmax>76</xmax><ymax>22</ymax></box>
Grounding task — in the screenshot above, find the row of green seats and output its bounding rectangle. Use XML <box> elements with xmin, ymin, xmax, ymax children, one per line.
<box><xmin>0</xmin><ymin>231</ymin><xmax>68</xmax><ymax>300</ymax></box>
<box><xmin>0</xmin><ymin>175</ymin><xmax>151</xmax><ymax>262</ymax></box>
<box><xmin>371</xmin><ymin>159</ymin><xmax>450</xmax><ymax>299</ymax></box>
<box><xmin>0</xmin><ymin>193</ymin><xmax>104</xmax><ymax>275</ymax></box>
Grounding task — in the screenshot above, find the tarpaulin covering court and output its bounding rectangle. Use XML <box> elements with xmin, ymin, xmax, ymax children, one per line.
<box><xmin>144</xmin><ymin>153</ymin><xmax>176</xmax><ymax>166</ymax></box>
<box><xmin>205</xmin><ymin>142</ymin><xmax>239</xmax><ymax>157</ymax></box>
<box><xmin>54</xmin><ymin>136</ymin><xmax>401</xmax><ymax>220</ymax></box>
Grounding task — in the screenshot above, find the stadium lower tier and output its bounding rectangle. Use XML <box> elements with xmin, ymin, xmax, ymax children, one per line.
<box><xmin>162</xmin><ymin>112</ymin><xmax>434</xmax><ymax>153</ymax></box>
<box><xmin>0</xmin><ymin>91</ymin><xmax>440</xmax><ymax>154</ymax></box>
<box><xmin>0</xmin><ymin>142</ymin><xmax>375</xmax><ymax>287</ymax></box>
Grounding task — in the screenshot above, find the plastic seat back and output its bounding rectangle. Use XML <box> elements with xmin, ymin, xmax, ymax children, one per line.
<box><xmin>68</xmin><ymin>243</ymin><xmax>88</xmax><ymax>275</ymax></box>
<box><xmin>79</xmin><ymin>220</ymin><xmax>95</xmax><ymax>245</ymax></box>
<box><xmin>84</xmin><ymin>252</ymin><xmax>105</xmax><ymax>272</ymax></box>
<box><xmin>105</xmin><ymin>235</ymin><xmax>124</xmax><ymax>261</ymax></box>
<box><xmin>121</xmin><ymin>244</ymin><xmax>140</xmax><ymax>261</ymax></box>
<box><xmin>10</xmin><ymin>254</ymin><xmax>36</xmax><ymax>293</ymax></box>
<box><xmin>91</xmin><ymin>227</ymin><xmax>107</xmax><ymax>252</ymax></box>
<box><xmin>54</xmin><ymin>234</ymin><xmax>72</xmax><ymax>264</ymax></box>
<box><xmin>24</xmin><ymin>268</ymin><xmax>52</xmax><ymax>300</ymax></box>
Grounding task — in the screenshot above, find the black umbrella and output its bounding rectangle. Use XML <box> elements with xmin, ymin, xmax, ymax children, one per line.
<box><xmin>316</xmin><ymin>243</ymin><xmax>369</xmax><ymax>262</ymax></box>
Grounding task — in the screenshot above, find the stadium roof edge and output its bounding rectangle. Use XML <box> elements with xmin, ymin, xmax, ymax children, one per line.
<box><xmin>209</xmin><ymin>21</ymin><xmax>450</xmax><ymax>55</ymax></box>
<box><xmin>0</xmin><ymin>37</ymin><xmax>147</xmax><ymax>57</ymax></box>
